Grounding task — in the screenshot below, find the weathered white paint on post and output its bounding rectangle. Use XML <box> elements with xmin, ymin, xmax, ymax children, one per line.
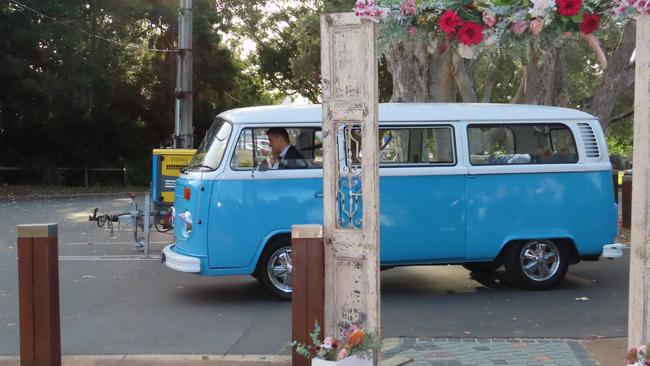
<box><xmin>320</xmin><ymin>12</ymin><xmax>380</xmax><ymax>342</ymax></box>
<box><xmin>628</xmin><ymin>14</ymin><xmax>650</xmax><ymax>349</ymax></box>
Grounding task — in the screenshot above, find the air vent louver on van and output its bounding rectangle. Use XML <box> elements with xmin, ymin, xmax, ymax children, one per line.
<box><xmin>578</xmin><ymin>123</ymin><xmax>600</xmax><ymax>158</ymax></box>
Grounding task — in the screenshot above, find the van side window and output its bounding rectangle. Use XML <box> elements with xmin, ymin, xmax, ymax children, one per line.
<box><xmin>379</xmin><ymin>127</ymin><xmax>455</xmax><ymax>165</ymax></box>
<box><xmin>468</xmin><ymin>124</ymin><xmax>578</xmax><ymax>165</ymax></box>
<box><xmin>230</xmin><ymin>127</ymin><xmax>323</xmax><ymax>170</ymax></box>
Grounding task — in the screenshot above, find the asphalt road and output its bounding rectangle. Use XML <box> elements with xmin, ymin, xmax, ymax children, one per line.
<box><xmin>0</xmin><ymin>194</ymin><xmax>629</xmax><ymax>355</ymax></box>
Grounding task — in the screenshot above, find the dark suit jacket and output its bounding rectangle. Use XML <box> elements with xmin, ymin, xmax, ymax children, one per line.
<box><xmin>279</xmin><ymin>145</ymin><xmax>306</xmax><ymax>169</ymax></box>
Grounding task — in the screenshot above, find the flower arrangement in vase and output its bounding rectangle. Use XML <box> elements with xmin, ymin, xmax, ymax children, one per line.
<box><xmin>293</xmin><ymin>321</ymin><xmax>381</xmax><ymax>366</ymax></box>
<box><xmin>626</xmin><ymin>344</ymin><xmax>650</xmax><ymax>366</ymax></box>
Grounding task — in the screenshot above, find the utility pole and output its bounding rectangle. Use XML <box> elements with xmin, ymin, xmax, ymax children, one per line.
<box><xmin>320</xmin><ymin>13</ymin><xmax>381</xmax><ymax>363</ymax></box>
<box><xmin>628</xmin><ymin>15</ymin><xmax>650</xmax><ymax>349</ymax></box>
<box><xmin>174</xmin><ymin>0</ymin><xmax>193</xmax><ymax>149</ymax></box>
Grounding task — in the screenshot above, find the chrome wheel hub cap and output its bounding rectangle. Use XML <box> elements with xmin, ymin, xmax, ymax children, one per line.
<box><xmin>267</xmin><ymin>247</ymin><xmax>292</xmax><ymax>293</ymax></box>
<box><xmin>520</xmin><ymin>240</ymin><xmax>560</xmax><ymax>282</ymax></box>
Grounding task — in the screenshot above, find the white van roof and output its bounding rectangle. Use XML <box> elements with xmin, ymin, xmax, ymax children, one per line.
<box><xmin>217</xmin><ymin>103</ymin><xmax>595</xmax><ymax>124</ymax></box>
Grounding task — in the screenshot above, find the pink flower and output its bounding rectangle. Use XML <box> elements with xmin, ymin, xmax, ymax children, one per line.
<box><xmin>530</xmin><ymin>18</ymin><xmax>544</xmax><ymax>34</ymax></box>
<box><xmin>407</xmin><ymin>25</ymin><xmax>417</xmax><ymax>33</ymax></box>
<box><xmin>482</xmin><ymin>10</ymin><xmax>497</xmax><ymax>27</ymax></box>
<box><xmin>336</xmin><ymin>349</ymin><xmax>349</xmax><ymax>361</ymax></box>
<box><xmin>400</xmin><ymin>0</ymin><xmax>417</xmax><ymax>16</ymax></box>
<box><xmin>353</xmin><ymin>0</ymin><xmax>388</xmax><ymax>22</ymax></box>
<box><xmin>511</xmin><ymin>20</ymin><xmax>528</xmax><ymax>35</ymax></box>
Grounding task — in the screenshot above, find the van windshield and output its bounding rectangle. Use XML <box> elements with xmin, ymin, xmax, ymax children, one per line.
<box><xmin>187</xmin><ymin>118</ymin><xmax>232</xmax><ymax>171</ymax></box>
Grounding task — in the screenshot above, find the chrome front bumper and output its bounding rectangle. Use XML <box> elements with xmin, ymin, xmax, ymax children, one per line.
<box><xmin>162</xmin><ymin>244</ymin><xmax>201</xmax><ymax>273</ymax></box>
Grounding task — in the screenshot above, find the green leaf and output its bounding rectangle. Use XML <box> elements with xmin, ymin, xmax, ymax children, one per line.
<box><xmin>571</xmin><ymin>10</ymin><xmax>585</xmax><ymax>24</ymax></box>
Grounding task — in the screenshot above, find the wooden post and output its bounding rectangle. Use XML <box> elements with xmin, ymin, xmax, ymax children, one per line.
<box><xmin>612</xmin><ymin>171</ymin><xmax>619</xmax><ymax>204</ymax></box>
<box><xmin>628</xmin><ymin>14</ymin><xmax>650</xmax><ymax>349</ymax></box>
<box><xmin>622</xmin><ymin>174</ymin><xmax>632</xmax><ymax>230</ymax></box>
<box><xmin>320</xmin><ymin>11</ymin><xmax>380</xmax><ymax>352</ymax></box>
<box><xmin>17</xmin><ymin>224</ymin><xmax>61</xmax><ymax>366</ymax></box>
<box><xmin>291</xmin><ymin>225</ymin><xmax>325</xmax><ymax>366</ymax></box>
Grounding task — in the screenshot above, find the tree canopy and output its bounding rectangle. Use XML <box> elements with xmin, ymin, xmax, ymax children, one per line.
<box><xmin>0</xmin><ymin>0</ymin><xmax>637</xmax><ymax>186</ymax></box>
<box><xmin>0</xmin><ymin>0</ymin><xmax>276</xmax><ymax>184</ymax></box>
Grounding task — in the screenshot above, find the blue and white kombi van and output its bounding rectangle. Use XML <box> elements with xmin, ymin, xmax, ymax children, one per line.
<box><xmin>162</xmin><ymin>103</ymin><xmax>618</xmax><ymax>298</ymax></box>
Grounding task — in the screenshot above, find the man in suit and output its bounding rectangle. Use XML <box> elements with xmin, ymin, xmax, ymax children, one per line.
<box><xmin>266</xmin><ymin>127</ymin><xmax>306</xmax><ymax>169</ymax></box>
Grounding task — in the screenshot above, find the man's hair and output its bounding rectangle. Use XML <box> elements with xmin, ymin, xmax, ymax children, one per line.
<box><xmin>266</xmin><ymin>127</ymin><xmax>290</xmax><ymax>143</ymax></box>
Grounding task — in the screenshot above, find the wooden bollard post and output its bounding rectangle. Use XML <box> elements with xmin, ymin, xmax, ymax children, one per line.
<box><xmin>622</xmin><ymin>174</ymin><xmax>632</xmax><ymax>230</ymax></box>
<box><xmin>17</xmin><ymin>224</ymin><xmax>61</xmax><ymax>366</ymax></box>
<box><xmin>291</xmin><ymin>224</ymin><xmax>324</xmax><ymax>366</ymax></box>
<box><xmin>612</xmin><ymin>171</ymin><xmax>619</xmax><ymax>204</ymax></box>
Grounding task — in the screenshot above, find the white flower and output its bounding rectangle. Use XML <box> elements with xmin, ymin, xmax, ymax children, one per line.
<box><xmin>528</xmin><ymin>0</ymin><xmax>557</xmax><ymax>17</ymax></box>
<box><xmin>458</xmin><ymin>44</ymin><xmax>477</xmax><ymax>59</ymax></box>
<box><xmin>483</xmin><ymin>30</ymin><xmax>498</xmax><ymax>46</ymax></box>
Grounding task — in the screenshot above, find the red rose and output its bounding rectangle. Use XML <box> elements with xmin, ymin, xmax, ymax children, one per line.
<box><xmin>557</xmin><ymin>0</ymin><xmax>583</xmax><ymax>16</ymax></box>
<box><xmin>439</xmin><ymin>10</ymin><xmax>462</xmax><ymax>34</ymax></box>
<box><xmin>457</xmin><ymin>21</ymin><xmax>484</xmax><ymax>45</ymax></box>
<box><xmin>580</xmin><ymin>13</ymin><xmax>600</xmax><ymax>34</ymax></box>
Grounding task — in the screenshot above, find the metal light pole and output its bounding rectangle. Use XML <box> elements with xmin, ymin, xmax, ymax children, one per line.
<box><xmin>174</xmin><ymin>0</ymin><xmax>193</xmax><ymax>149</ymax></box>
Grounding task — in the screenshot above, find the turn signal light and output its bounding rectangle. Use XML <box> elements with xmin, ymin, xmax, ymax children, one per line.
<box><xmin>184</xmin><ymin>186</ymin><xmax>191</xmax><ymax>200</ymax></box>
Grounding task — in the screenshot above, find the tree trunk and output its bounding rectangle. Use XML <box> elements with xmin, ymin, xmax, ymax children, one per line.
<box><xmin>452</xmin><ymin>53</ymin><xmax>478</xmax><ymax>103</ymax></box>
<box><xmin>428</xmin><ymin>48</ymin><xmax>456</xmax><ymax>102</ymax></box>
<box><xmin>512</xmin><ymin>38</ymin><xmax>568</xmax><ymax>106</ymax></box>
<box><xmin>588</xmin><ymin>22</ymin><xmax>636</xmax><ymax>131</ymax></box>
<box><xmin>384</xmin><ymin>33</ymin><xmax>430</xmax><ymax>102</ymax></box>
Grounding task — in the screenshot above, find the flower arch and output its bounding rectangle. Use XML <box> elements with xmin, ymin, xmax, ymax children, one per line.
<box><xmin>354</xmin><ymin>0</ymin><xmax>648</xmax><ymax>67</ymax></box>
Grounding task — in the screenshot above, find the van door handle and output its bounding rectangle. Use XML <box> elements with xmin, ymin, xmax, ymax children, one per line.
<box><xmin>314</xmin><ymin>191</ymin><xmax>324</xmax><ymax>198</ymax></box>
<box><xmin>466</xmin><ymin>174</ymin><xmax>478</xmax><ymax>179</ymax></box>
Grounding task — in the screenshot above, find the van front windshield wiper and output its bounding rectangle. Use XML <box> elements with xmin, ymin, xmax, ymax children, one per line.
<box><xmin>182</xmin><ymin>164</ymin><xmax>215</xmax><ymax>173</ymax></box>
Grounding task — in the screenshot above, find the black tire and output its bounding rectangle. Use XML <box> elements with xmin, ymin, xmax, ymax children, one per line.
<box><xmin>462</xmin><ymin>262</ymin><xmax>500</xmax><ymax>274</ymax></box>
<box><xmin>504</xmin><ymin>239</ymin><xmax>569</xmax><ymax>290</ymax></box>
<box><xmin>256</xmin><ymin>238</ymin><xmax>293</xmax><ymax>300</ymax></box>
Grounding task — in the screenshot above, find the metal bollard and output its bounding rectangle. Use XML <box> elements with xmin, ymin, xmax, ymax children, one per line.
<box><xmin>17</xmin><ymin>224</ymin><xmax>61</xmax><ymax>366</ymax></box>
<box><xmin>291</xmin><ymin>224</ymin><xmax>325</xmax><ymax>366</ymax></box>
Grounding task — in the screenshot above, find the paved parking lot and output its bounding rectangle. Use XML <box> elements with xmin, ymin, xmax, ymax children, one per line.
<box><xmin>0</xmin><ymin>194</ymin><xmax>630</xmax><ymax>355</ymax></box>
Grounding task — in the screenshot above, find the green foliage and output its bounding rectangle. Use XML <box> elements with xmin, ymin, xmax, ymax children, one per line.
<box><xmin>607</xmin><ymin>117</ymin><xmax>633</xmax><ymax>157</ymax></box>
<box><xmin>0</xmin><ymin>0</ymin><xmax>273</xmax><ymax>185</ymax></box>
<box><xmin>221</xmin><ymin>0</ymin><xmax>393</xmax><ymax>103</ymax></box>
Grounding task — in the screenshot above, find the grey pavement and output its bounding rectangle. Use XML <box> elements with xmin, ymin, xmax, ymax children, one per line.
<box><xmin>382</xmin><ymin>338</ymin><xmax>597</xmax><ymax>366</ymax></box>
<box><xmin>0</xmin><ymin>195</ymin><xmax>630</xmax><ymax>357</ymax></box>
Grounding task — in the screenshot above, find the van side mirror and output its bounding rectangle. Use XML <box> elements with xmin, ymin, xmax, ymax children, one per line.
<box><xmin>252</xmin><ymin>160</ymin><xmax>268</xmax><ymax>178</ymax></box>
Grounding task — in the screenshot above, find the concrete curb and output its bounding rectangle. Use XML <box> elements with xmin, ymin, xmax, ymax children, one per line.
<box><xmin>0</xmin><ymin>191</ymin><xmax>146</xmax><ymax>201</ymax></box>
<box><xmin>0</xmin><ymin>354</ymin><xmax>291</xmax><ymax>366</ymax></box>
<box><xmin>0</xmin><ymin>337</ymin><xmax>627</xmax><ymax>365</ymax></box>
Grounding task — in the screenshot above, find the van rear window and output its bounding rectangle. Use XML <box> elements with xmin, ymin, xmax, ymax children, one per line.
<box><xmin>379</xmin><ymin>127</ymin><xmax>455</xmax><ymax>165</ymax></box>
<box><xmin>468</xmin><ymin>124</ymin><xmax>578</xmax><ymax>165</ymax></box>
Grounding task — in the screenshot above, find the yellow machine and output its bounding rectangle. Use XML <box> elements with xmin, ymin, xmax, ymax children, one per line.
<box><xmin>152</xmin><ymin>149</ymin><xmax>196</xmax><ymax>205</ymax></box>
